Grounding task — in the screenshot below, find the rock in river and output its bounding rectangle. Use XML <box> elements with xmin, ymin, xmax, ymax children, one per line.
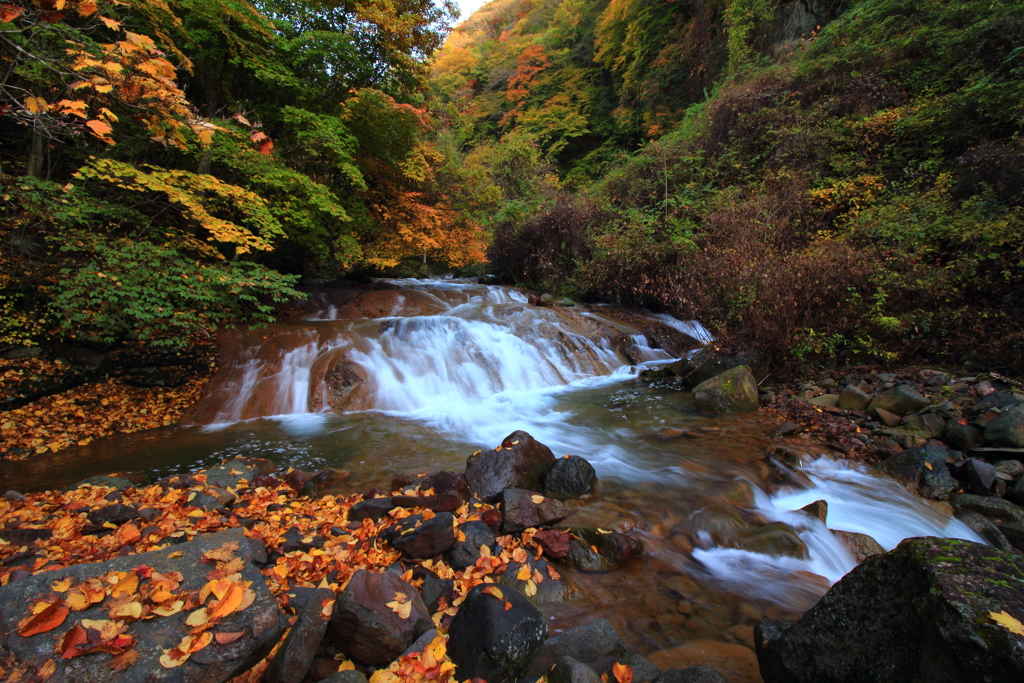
<box><xmin>447</xmin><ymin>582</ymin><xmax>547</xmax><ymax>683</ymax></box>
<box><xmin>329</xmin><ymin>569</ymin><xmax>432</xmax><ymax>665</ymax></box>
<box><xmin>500</xmin><ymin>489</ymin><xmax>569</xmax><ymax>533</ymax></box>
<box><xmin>692</xmin><ymin>366</ymin><xmax>759</xmax><ymax>413</ymax></box>
<box><xmin>465</xmin><ymin>430</ymin><xmax>557</xmax><ymax>502</ymax></box>
<box><xmin>755</xmin><ymin>537</ymin><xmax>1024</xmax><ymax>683</ymax></box>
<box><xmin>559</xmin><ymin>527</ymin><xmax>644</xmax><ymax>572</ymax></box>
<box><xmin>0</xmin><ymin>527</ymin><xmax>283</xmax><ymax>683</ymax></box>
<box><xmin>543</xmin><ymin>455</ymin><xmax>598</xmax><ymax>498</ymax></box>
<box><xmin>389</xmin><ymin>511</ymin><xmax>457</xmax><ymax>559</ymax></box>
<box><xmin>866</xmin><ymin>384</ymin><xmax>931</xmax><ymax>416</ymax></box>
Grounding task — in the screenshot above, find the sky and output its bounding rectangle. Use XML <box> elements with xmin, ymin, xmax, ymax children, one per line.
<box><xmin>454</xmin><ymin>0</ymin><xmax>488</xmax><ymax>22</ymax></box>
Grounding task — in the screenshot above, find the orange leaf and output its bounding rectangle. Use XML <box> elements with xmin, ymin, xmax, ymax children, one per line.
<box><xmin>613</xmin><ymin>662</ymin><xmax>634</xmax><ymax>683</ymax></box>
<box><xmin>111</xmin><ymin>572</ymin><xmax>138</xmax><ymax>598</ymax></box>
<box><xmin>85</xmin><ymin>119</ymin><xmax>113</xmax><ymax>141</ymax></box>
<box><xmin>251</xmin><ymin>132</ymin><xmax>273</xmax><ymax>155</ymax></box>
<box><xmin>214</xmin><ymin>631</ymin><xmax>244</xmax><ymax>645</ymax></box>
<box><xmin>98</xmin><ymin>15</ymin><xmax>120</xmax><ymax>29</ymax></box>
<box><xmin>37</xmin><ymin>659</ymin><xmax>56</xmax><ymax>681</ymax></box>
<box><xmin>77</xmin><ymin>0</ymin><xmax>98</xmax><ymax>16</ymax></box>
<box><xmin>0</xmin><ymin>5</ymin><xmax>23</xmax><ymax>22</ymax></box>
<box><xmin>504</xmin><ymin>600</ymin><xmax>512</xmax><ymax>611</ymax></box>
<box><xmin>480</xmin><ymin>585</ymin><xmax>504</xmax><ymax>600</ymax></box>
<box><xmin>18</xmin><ymin>600</ymin><xmax>69</xmax><ymax>637</ymax></box>
<box><xmin>110</xmin><ymin>649</ymin><xmax>139</xmax><ymax>671</ymax></box>
<box><xmin>207</xmin><ymin>583</ymin><xmax>244</xmax><ymax>620</ymax></box>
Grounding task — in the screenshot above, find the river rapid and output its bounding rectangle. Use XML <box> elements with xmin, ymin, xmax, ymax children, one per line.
<box><xmin>0</xmin><ymin>278</ymin><xmax>982</xmax><ymax>673</ymax></box>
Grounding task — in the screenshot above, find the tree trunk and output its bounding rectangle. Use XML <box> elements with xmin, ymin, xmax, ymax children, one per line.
<box><xmin>25</xmin><ymin>127</ymin><xmax>44</xmax><ymax>178</ymax></box>
<box><xmin>196</xmin><ymin>149</ymin><xmax>213</xmax><ymax>174</ymax></box>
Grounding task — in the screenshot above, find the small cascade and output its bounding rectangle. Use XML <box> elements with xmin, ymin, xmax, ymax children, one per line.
<box><xmin>191</xmin><ymin>280</ymin><xmax>693</xmax><ymax>425</ymax></box>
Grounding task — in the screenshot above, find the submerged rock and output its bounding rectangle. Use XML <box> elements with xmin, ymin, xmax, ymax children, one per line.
<box><xmin>529</xmin><ymin>618</ymin><xmax>628</xmax><ymax>675</ymax></box>
<box><xmin>465</xmin><ymin>430</ymin><xmax>557</xmax><ymax>502</ymax></box>
<box><xmin>831</xmin><ymin>530</ymin><xmax>885</xmax><ymax>564</ymax></box>
<box><xmin>755</xmin><ymin>537</ymin><xmax>1024</xmax><ymax>683</ymax></box>
<box><xmin>447</xmin><ymin>582</ymin><xmax>547</xmax><ymax>683</ymax></box>
<box><xmin>692</xmin><ymin>366</ymin><xmax>759</xmax><ymax>413</ymax></box>
<box><xmin>559</xmin><ymin>527</ymin><xmax>644</xmax><ymax>572</ymax></box>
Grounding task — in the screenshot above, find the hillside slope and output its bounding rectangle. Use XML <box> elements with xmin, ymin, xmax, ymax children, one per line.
<box><xmin>430</xmin><ymin>0</ymin><xmax>1024</xmax><ymax>372</ymax></box>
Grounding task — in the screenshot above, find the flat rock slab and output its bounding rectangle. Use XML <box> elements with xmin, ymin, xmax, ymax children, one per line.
<box><xmin>0</xmin><ymin>527</ymin><xmax>283</xmax><ymax>683</ymax></box>
<box><xmin>755</xmin><ymin>537</ymin><xmax>1024</xmax><ymax>683</ymax></box>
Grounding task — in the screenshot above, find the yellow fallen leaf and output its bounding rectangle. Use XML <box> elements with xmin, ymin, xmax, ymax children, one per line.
<box><xmin>530</xmin><ymin>495</ymin><xmax>545</xmax><ymax>504</ymax></box>
<box><xmin>524</xmin><ymin>580</ymin><xmax>537</xmax><ymax>596</ymax></box>
<box><xmin>516</xmin><ymin>565</ymin><xmax>532</xmax><ymax>581</ymax></box>
<box><xmin>160</xmin><ymin>649</ymin><xmax>190</xmax><ymax>668</ymax></box>
<box><xmin>481</xmin><ymin>585</ymin><xmax>504</xmax><ymax>600</ymax></box>
<box><xmin>152</xmin><ymin>600</ymin><xmax>185</xmax><ymax>617</ymax></box>
<box><xmin>990</xmin><ymin>610</ymin><xmax>1024</xmax><ymax>636</ymax></box>
<box><xmin>110</xmin><ymin>601</ymin><xmax>142</xmax><ymax>619</ymax></box>
<box><xmin>186</xmin><ymin>607</ymin><xmax>210</xmax><ymax>628</ymax></box>
<box><xmin>52</xmin><ymin>577</ymin><xmax>74</xmax><ymax>593</ymax></box>
<box><xmin>338</xmin><ymin>660</ymin><xmax>356</xmax><ymax>671</ymax></box>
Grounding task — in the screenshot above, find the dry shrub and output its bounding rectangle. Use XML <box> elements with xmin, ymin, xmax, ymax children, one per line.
<box><xmin>581</xmin><ymin>180</ymin><xmax>877</xmax><ymax>363</ymax></box>
<box><xmin>488</xmin><ymin>197</ymin><xmax>602</xmax><ymax>287</ymax></box>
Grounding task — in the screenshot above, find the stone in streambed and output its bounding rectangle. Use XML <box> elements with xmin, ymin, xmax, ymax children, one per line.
<box><xmin>320</xmin><ymin>673</ymin><xmax>370</xmax><ymax>683</ymax></box>
<box><xmin>392</xmin><ymin>470</ymin><xmax>470</xmax><ymax>500</ymax></box>
<box><xmin>798</xmin><ymin>500</ymin><xmax>828</xmax><ymax>523</ymax></box>
<box><xmin>871</xmin><ymin>407</ymin><xmax>903</xmax><ymax>427</ymax></box>
<box><xmin>755</xmin><ymin>537</ymin><xmax>1024</xmax><ymax>683</ymax></box>
<box><xmin>588</xmin><ymin>655</ymin><xmax>663</xmax><ymax>683</ymax></box>
<box><xmin>986</xmin><ymin>405</ymin><xmax>1024</xmax><ymax>448</ymax></box>
<box><xmin>654</xmin><ymin>668</ymin><xmax>729</xmax><ymax>683</ymax></box>
<box><xmin>867</xmin><ymin>385</ymin><xmax>931</xmax><ymax>416</ymax></box>
<box><xmin>499</xmin><ymin>555</ymin><xmax>583</xmax><ymax>605</ymax></box>
<box><xmin>559</xmin><ymin>527</ymin><xmax>644</xmax><ymax>572</ymax></box>
<box><xmin>838</xmin><ymin>385</ymin><xmax>871</xmax><ymax>410</ymax></box>
<box><xmin>649</xmin><ymin>641</ymin><xmax>760</xmax><ymax>683</ymax></box>
<box><xmin>446</xmin><ymin>520</ymin><xmax>496</xmax><ymax>570</ymax></box>
<box><xmin>465</xmin><ymin>430</ymin><xmax>557</xmax><ymax>502</ymax></box>
<box><xmin>809</xmin><ymin>394</ymin><xmax>840</xmax><ymax>408</ymax></box>
<box><xmin>0</xmin><ymin>527</ymin><xmax>283</xmax><ymax>683</ymax></box>
<box><xmin>548</xmin><ymin>657</ymin><xmax>602</xmax><ymax>683</ymax></box>
<box><xmin>832</xmin><ymin>530</ymin><xmax>885</xmax><ymax>564</ymax></box>
<box><xmin>447</xmin><ymin>582</ymin><xmax>547</xmax><ymax>683</ymax></box>
<box><xmin>528</xmin><ymin>618</ymin><xmax>627</xmax><ymax>676</ymax></box>
<box><xmin>877</xmin><ymin>445</ymin><xmax>956</xmax><ymax>499</ymax></box>
<box><xmin>964</xmin><ymin>458</ymin><xmax>998</xmax><ymax>494</ymax></box>
<box><xmin>953</xmin><ymin>509</ymin><xmax>1016</xmax><ymax>552</ymax></box>
<box><xmin>946</xmin><ymin>420</ymin><xmax>982</xmax><ymax>450</ymax></box>
<box><xmin>389</xmin><ymin>511</ymin><xmax>456</xmax><ymax>558</ymax></box>
<box><xmin>85</xmin><ymin>502</ymin><xmax>139</xmax><ymax>525</ymax></box>
<box><xmin>264</xmin><ymin>588</ymin><xmax>334</xmax><ymax>683</ymax></box>
<box><xmin>348</xmin><ymin>496</ymin><xmax>394</xmax><ymax>523</ymax></box>
<box><xmin>329</xmin><ymin>569</ymin><xmax>432</xmax><ymax>665</ymax></box>
<box><xmin>391</xmin><ymin>493</ymin><xmax>463</xmax><ymax>512</ymax></box>
<box><xmin>544</xmin><ymin>455</ymin><xmax>598</xmax><ymax>498</ymax></box>
<box><xmin>950</xmin><ymin>492</ymin><xmax>1024</xmax><ymax>524</ymax></box>
<box><xmin>501</xmin><ymin>489</ymin><xmax>569</xmax><ymax>533</ymax></box>
<box><xmin>533</xmin><ymin>528</ymin><xmax>572</xmax><ymax>559</ymax></box>
<box><xmin>692</xmin><ymin>366</ymin><xmax>759</xmax><ymax>413</ymax></box>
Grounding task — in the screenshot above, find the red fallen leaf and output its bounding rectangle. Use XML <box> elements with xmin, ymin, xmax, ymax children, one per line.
<box><xmin>214</xmin><ymin>631</ymin><xmax>244</xmax><ymax>645</ymax></box>
<box><xmin>0</xmin><ymin>5</ymin><xmax>23</xmax><ymax>22</ymax></box>
<box><xmin>504</xmin><ymin>600</ymin><xmax>512</xmax><ymax>611</ymax></box>
<box><xmin>613</xmin><ymin>662</ymin><xmax>634</xmax><ymax>683</ymax></box>
<box><xmin>18</xmin><ymin>599</ymin><xmax>69</xmax><ymax>637</ymax></box>
<box><xmin>59</xmin><ymin>624</ymin><xmax>88</xmax><ymax>658</ymax></box>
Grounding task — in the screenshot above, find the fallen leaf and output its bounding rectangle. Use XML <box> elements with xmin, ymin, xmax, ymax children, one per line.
<box><xmin>110</xmin><ymin>648</ymin><xmax>139</xmax><ymax>671</ymax></box>
<box><xmin>37</xmin><ymin>659</ymin><xmax>57</xmax><ymax>681</ymax></box>
<box><xmin>613</xmin><ymin>662</ymin><xmax>634</xmax><ymax>683</ymax></box>
<box><xmin>159</xmin><ymin>648</ymin><xmax>190</xmax><ymax>668</ymax></box>
<box><xmin>208</xmin><ymin>583</ymin><xmax>245</xmax><ymax>620</ymax></box>
<box><xmin>990</xmin><ymin>610</ymin><xmax>1024</xmax><ymax>636</ymax></box>
<box><xmin>185</xmin><ymin>607</ymin><xmax>210</xmax><ymax>628</ymax></box>
<box><xmin>167</xmin><ymin>551</ymin><xmax>184</xmax><ymax>559</ymax></box>
<box><xmin>530</xmin><ymin>495</ymin><xmax>545</xmax><ymax>504</ymax></box>
<box><xmin>18</xmin><ymin>599</ymin><xmax>69</xmax><ymax>637</ymax></box>
<box><xmin>51</xmin><ymin>577</ymin><xmax>74</xmax><ymax>593</ymax></box>
<box><xmin>215</xmin><ymin>631</ymin><xmax>244</xmax><ymax>645</ymax></box>
<box><xmin>481</xmin><ymin>585</ymin><xmax>504</xmax><ymax>600</ymax></box>
<box><xmin>59</xmin><ymin>623</ymin><xmax>88</xmax><ymax>658</ymax></box>
<box><xmin>516</xmin><ymin>565</ymin><xmax>531</xmax><ymax>581</ymax></box>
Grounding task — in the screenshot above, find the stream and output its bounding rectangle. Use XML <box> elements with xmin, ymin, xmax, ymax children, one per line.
<box><xmin>0</xmin><ymin>278</ymin><xmax>983</xmax><ymax>676</ymax></box>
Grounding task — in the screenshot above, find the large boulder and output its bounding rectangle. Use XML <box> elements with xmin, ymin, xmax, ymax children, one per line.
<box><xmin>465</xmin><ymin>431</ymin><xmax>557</xmax><ymax>502</ymax></box>
<box><xmin>675</xmin><ymin>345</ymin><xmax>763</xmax><ymax>388</ymax></box>
<box><xmin>389</xmin><ymin>512</ymin><xmax>456</xmax><ymax>559</ymax></box>
<box><xmin>0</xmin><ymin>527</ymin><xmax>283</xmax><ymax>682</ymax></box>
<box><xmin>692</xmin><ymin>366</ymin><xmax>759</xmax><ymax>413</ymax></box>
<box><xmin>329</xmin><ymin>570</ymin><xmax>432</xmax><ymax>665</ymax></box>
<box><xmin>755</xmin><ymin>537</ymin><xmax>1024</xmax><ymax>683</ymax></box>
<box><xmin>986</xmin><ymin>405</ymin><xmax>1024</xmax><ymax>448</ymax></box>
<box><xmin>447</xmin><ymin>582</ymin><xmax>547</xmax><ymax>683</ymax></box>
<box><xmin>867</xmin><ymin>385</ymin><xmax>931</xmax><ymax>416</ymax></box>
<box><xmin>529</xmin><ymin>618</ymin><xmax>627</xmax><ymax>675</ymax></box>
<box><xmin>544</xmin><ymin>455</ymin><xmax>598</xmax><ymax>498</ymax></box>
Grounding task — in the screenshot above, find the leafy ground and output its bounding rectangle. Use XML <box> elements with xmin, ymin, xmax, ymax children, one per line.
<box><xmin>0</xmin><ymin>356</ymin><xmax>210</xmax><ymax>460</ymax></box>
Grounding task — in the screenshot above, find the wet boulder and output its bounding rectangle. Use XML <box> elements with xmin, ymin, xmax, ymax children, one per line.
<box><xmin>755</xmin><ymin>537</ymin><xmax>1024</xmax><ymax>683</ymax></box>
<box><xmin>264</xmin><ymin>588</ymin><xmax>334</xmax><ymax>683</ymax></box>
<box><xmin>655</xmin><ymin>668</ymin><xmax>729</xmax><ymax>683</ymax></box>
<box><xmin>867</xmin><ymin>384</ymin><xmax>932</xmax><ymax>416</ymax></box>
<box><xmin>529</xmin><ymin>618</ymin><xmax>627</xmax><ymax>675</ymax></box>
<box><xmin>832</xmin><ymin>530</ymin><xmax>885</xmax><ymax>564</ymax></box>
<box><xmin>465</xmin><ymin>430</ymin><xmax>557</xmax><ymax>502</ymax></box>
<box><xmin>946</xmin><ymin>420</ymin><xmax>982</xmax><ymax>450</ymax></box>
<box><xmin>85</xmin><ymin>502</ymin><xmax>140</xmax><ymax>526</ymax></box>
<box><xmin>533</xmin><ymin>528</ymin><xmax>572</xmax><ymax>559</ymax></box>
<box><xmin>559</xmin><ymin>527</ymin><xmax>644</xmax><ymax>572</ymax></box>
<box><xmin>837</xmin><ymin>385</ymin><xmax>871</xmax><ymax>410</ymax></box>
<box><xmin>544</xmin><ymin>455</ymin><xmax>598</xmax><ymax>498</ymax></box>
<box><xmin>498</xmin><ymin>555</ymin><xmax>584</xmax><ymax>605</ymax></box>
<box><xmin>0</xmin><ymin>527</ymin><xmax>283</xmax><ymax>682</ymax></box>
<box><xmin>986</xmin><ymin>405</ymin><xmax>1024</xmax><ymax>448</ymax></box>
<box><xmin>329</xmin><ymin>569</ymin><xmax>432</xmax><ymax>665</ymax></box>
<box><xmin>392</xmin><ymin>470</ymin><xmax>470</xmax><ymax>501</ymax></box>
<box><xmin>447</xmin><ymin>582</ymin><xmax>547</xmax><ymax>683</ymax></box>
<box><xmin>953</xmin><ymin>509</ymin><xmax>1016</xmax><ymax>552</ymax></box>
<box><xmin>446</xmin><ymin>520</ymin><xmax>496</xmax><ymax>570</ymax></box>
<box><xmin>876</xmin><ymin>445</ymin><xmax>956</xmax><ymax>499</ymax></box>
<box><xmin>389</xmin><ymin>512</ymin><xmax>456</xmax><ymax>559</ymax></box>
<box><xmin>500</xmin><ymin>489</ymin><xmax>569</xmax><ymax>533</ymax></box>
<box><xmin>549</xmin><ymin>657</ymin><xmax>602</xmax><ymax>683</ymax></box>
<box><xmin>692</xmin><ymin>366</ymin><xmax>759</xmax><ymax>413</ymax></box>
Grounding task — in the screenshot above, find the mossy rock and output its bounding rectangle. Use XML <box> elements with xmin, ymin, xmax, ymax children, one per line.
<box><xmin>756</xmin><ymin>537</ymin><xmax>1024</xmax><ymax>682</ymax></box>
<box><xmin>692</xmin><ymin>365</ymin><xmax>759</xmax><ymax>413</ymax></box>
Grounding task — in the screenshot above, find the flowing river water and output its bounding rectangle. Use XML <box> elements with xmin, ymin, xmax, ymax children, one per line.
<box><xmin>0</xmin><ymin>279</ymin><xmax>983</xmax><ymax>680</ymax></box>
